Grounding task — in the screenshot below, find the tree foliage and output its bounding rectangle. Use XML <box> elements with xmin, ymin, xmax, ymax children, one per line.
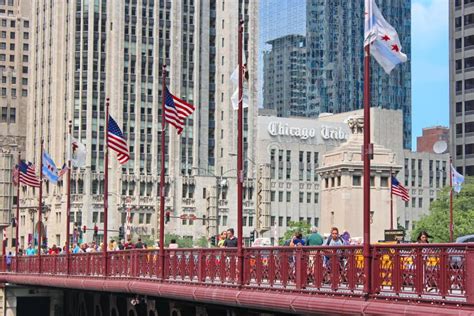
<box><xmin>195</xmin><ymin>236</ymin><xmax>209</xmax><ymax>248</ymax></box>
<box><xmin>164</xmin><ymin>233</ymin><xmax>193</xmax><ymax>248</ymax></box>
<box><xmin>412</xmin><ymin>177</ymin><xmax>474</xmax><ymax>243</ymax></box>
<box><xmin>280</xmin><ymin>221</ymin><xmax>311</xmax><ymax>245</ymax></box>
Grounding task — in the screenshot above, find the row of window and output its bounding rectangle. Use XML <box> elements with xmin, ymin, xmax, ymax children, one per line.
<box><xmin>270</xmin><ymin>150</ymin><xmax>319</xmax><ymax>181</ymax></box>
<box><xmin>0</xmin><ymin>31</ymin><xmax>28</xmax><ymax>40</ymax></box>
<box><xmin>271</xmin><ymin>216</ymin><xmax>319</xmax><ymax>228</ymax></box>
<box><xmin>270</xmin><ymin>191</ymin><xmax>319</xmax><ymax>204</ymax></box>
<box><xmin>0</xmin><ymin>87</ymin><xmax>26</xmax><ymax>97</ymax></box>
<box><xmin>0</xmin><ymin>42</ymin><xmax>29</xmax><ymax>51</ymax></box>
<box><xmin>455</xmin><ymin>0</ymin><xmax>474</xmax><ymax>8</ymax></box>
<box><xmin>0</xmin><ymin>18</ymin><xmax>28</xmax><ymax>28</ymax></box>
<box><xmin>0</xmin><ymin>0</ymin><xmax>14</xmax><ymax>6</ymax></box>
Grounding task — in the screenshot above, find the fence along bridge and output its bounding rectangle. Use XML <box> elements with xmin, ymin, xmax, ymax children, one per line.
<box><xmin>1</xmin><ymin>243</ymin><xmax>474</xmax><ymax>315</ymax></box>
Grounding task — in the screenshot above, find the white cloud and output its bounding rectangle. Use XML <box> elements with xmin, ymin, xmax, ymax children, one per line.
<box><xmin>412</xmin><ymin>0</ymin><xmax>448</xmax><ymax>50</ymax></box>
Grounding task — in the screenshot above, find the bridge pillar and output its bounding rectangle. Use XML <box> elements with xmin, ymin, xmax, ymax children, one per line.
<box><xmin>5</xmin><ymin>285</ymin><xmax>63</xmax><ymax>316</ymax></box>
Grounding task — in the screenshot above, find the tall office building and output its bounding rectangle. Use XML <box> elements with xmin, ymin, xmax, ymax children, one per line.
<box><xmin>0</xmin><ymin>0</ymin><xmax>30</xmax><ymax>230</ymax></box>
<box><xmin>259</xmin><ymin>0</ymin><xmax>306</xmax><ymax>107</ymax></box>
<box><xmin>306</xmin><ymin>0</ymin><xmax>411</xmax><ymax>149</ymax></box>
<box><xmin>450</xmin><ymin>0</ymin><xmax>474</xmax><ymax>175</ymax></box>
<box><xmin>21</xmin><ymin>0</ymin><xmax>258</xmax><ymax>247</ymax></box>
<box><xmin>263</xmin><ymin>34</ymin><xmax>306</xmax><ymax>117</ymax></box>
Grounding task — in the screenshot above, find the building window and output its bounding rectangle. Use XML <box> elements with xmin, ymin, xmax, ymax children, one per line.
<box><xmin>381</xmin><ymin>177</ymin><xmax>388</xmax><ymax>187</ymax></box>
<box><xmin>248</xmin><ymin>217</ymin><xmax>253</xmax><ymax>227</ymax></box>
<box><xmin>286</xmin><ymin>216</ymin><xmax>291</xmax><ymax>226</ymax></box>
<box><xmin>353</xmin><ymin>175</ymin><xmax>361</xmax><ymax>186</ymax></box>
<box><xmin>418</xmin><ymin>198</ymin><xmax>423</xmax><ymax>208</ymax></box>
<box><xmin>411</xmin><ymin>197</ymin><xmax>416</xmax><ymax>208</ymax></box>
<box><xmin>314</xmin><ymin>193</ymin><xmax>319</xmax><ymax>204</ymax></box>
<box><xmin>270</xmin><ymin>191</ymin><xmax>275</xmax><ymax>202</ymax></box>
<box><xmin>299</xmin><ymin>192</ymin><xmax>304</xmax><ymax>203</ymax></box>
<box><xmin>306</xmin><ymin>192</ymin><xmax>311</xmax><ymax>203</ymax></box>
<box><xmin>286</xmin><ymin>191</ymin><xmax>291</xmax><ymax>202</ymax></box>
<box><xmin>9</xmin><ymin>107</ymin><xmax>15</xmax><ymax>122</ymax></box>
<box><xmin>1</xmin><ymin>107</ymin><xmax>7</xmax><ymax>121</ymax></box>
<box><xmin>146</xmin><ymin>213</ymin><xmax>151</xmax><ymax>224</ymax></box>
<box><xmin>278</xmin><ymin>216</ymin><xmax>283</xmax><ymax>226</ymax></box>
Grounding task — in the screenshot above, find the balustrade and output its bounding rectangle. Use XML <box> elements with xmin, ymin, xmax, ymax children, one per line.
<box><xmin>1</xmin><ymin>244</ymin><xmax>473</xmax><ymax>305</ymax></box>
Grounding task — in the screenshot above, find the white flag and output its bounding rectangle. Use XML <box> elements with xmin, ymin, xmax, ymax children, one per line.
<box><xmin>364</xmin><ymin>0</ymin><xmax>407</xmax><ymax>74</ymax></box>
<box><xmin>451</xmin><ymin>164</ymin><xmax>465</xmax><ymax>193</ymax></box>
<box><xmin>230</xmin><ymin>53</ymin><xmax>249</xmax><ymax>110</ymax></box>
<box><xmin>69</xmin><ymin>136</ymin><xmax>86</xmax><ymax>168</ymax></box>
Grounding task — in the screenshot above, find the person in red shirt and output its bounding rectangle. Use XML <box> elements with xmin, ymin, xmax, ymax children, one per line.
<box><xmin>48</xmin><ymin>244</ymin><xmax>60</xmax><ymax>255</ymax></box>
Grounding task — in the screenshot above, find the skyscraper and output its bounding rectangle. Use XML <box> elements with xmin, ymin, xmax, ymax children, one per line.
<box><xmin>450</xmin><ymin>0</ymin><xmax>474</xmax><ymax>175</ymax></box>
<box><xmin>263</xmin><ymin>34</ymin><xmax>306</xmax><ymax>117</ymax></box>
<box><xmin>259</xmin><ymin>0</ymin><xmax>306</xmax><ymax>107</ymax></box>
<box><xmin>23</xmin><ymin>0</ymin><xmax>258</xmax><ymax>246</ymax></box>
<box><xmin>0</xmin><ymin>0</ymin><xmax>30</xmax><ymax>227</ymax></box>
<box><xmin>306</xmin><ymin>0</ymin><xmax>411</xmax><ymax>148</ymax></box>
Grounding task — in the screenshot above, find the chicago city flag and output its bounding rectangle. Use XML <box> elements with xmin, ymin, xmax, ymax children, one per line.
<box><xmin>451</xmin><ymin>164</ymin><xmax>465</xmax><ymax>193</ymax></box>
<box><xmin>364</xmin><ymin>0</ymin><xmax>407</xmax><ymax>74</ymax></box>
<box><xmin>42</xmin><ymin>151</ymin><xmax>59</xmax><ymax>184</ymax></box>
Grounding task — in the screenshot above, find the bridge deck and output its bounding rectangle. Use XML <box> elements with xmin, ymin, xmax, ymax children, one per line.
<box><xmin>1</xmin><ymin>244</ymin><xmax>474</xmax><ymax>314</ymax></box>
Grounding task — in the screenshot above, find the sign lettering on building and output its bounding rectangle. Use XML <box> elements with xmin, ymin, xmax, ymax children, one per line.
<box><xmin>267</xmin><ymin>122</ymin><xmax>347</xmax><ymax>141</ymax></box>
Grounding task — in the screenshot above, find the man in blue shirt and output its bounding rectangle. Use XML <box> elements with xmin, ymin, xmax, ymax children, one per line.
<box><xmin>290</xmin><ymin>232</ymin><xmax>305</xmax><ymax>246</ymax></box>
<box><xmin>25</xmin><ymin>243</ymin><xmax>36</xmax><ymax>256</ymax></box>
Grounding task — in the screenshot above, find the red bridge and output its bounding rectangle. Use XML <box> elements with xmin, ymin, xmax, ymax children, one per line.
<box><xmin>1</xmin><ymin>244</ymin><xmax>474</xmax><ymax>315</ymax></box>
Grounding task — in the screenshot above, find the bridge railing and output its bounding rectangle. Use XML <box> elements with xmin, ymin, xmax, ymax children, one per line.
<box><xmin>1</xmin><ymin>244</ymin><xmax>473</xmax><ymax>305</ymax></box>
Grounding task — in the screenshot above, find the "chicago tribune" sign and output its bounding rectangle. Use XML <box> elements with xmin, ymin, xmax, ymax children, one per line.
<box><xmin>267</xmin><ymin>122</ymin><xmax>347</xmax><ymax>141</ymax></box>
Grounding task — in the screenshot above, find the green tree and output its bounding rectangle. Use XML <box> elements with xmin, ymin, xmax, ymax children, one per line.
<box><xmin>280</xmin><ymin>221</ymin><xmax>311</xmax><ymax>245</ymax></box>
<box><xmin>164</xmin><ymin>233</ymin><xmax>193</xmax><ymax>248</ymax></box>
<box><xmin>195</xmin><ymin>236</ymin><xmax>209</xmax><ymax>248</ymax></box>
<box><xmin>412</xmin><ymin>177</ymin><xmax>474</xmax><ymax>243</ymax></box>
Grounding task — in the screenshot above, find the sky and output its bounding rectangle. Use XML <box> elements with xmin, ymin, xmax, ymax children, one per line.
<box><xmin>411</xmin><ymin>0</ymin><xmax>449</xmax><ymax>149</ymax></box>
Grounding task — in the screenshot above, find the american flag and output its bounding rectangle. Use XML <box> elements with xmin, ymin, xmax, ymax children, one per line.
<box><xmin>108</xmin><ymin>115</ymin><xmax>130</xmax><ymax>164</ymax></box>
<box><xmin>18</xmin><ymin>160</ymin><xmax>41</xmax><ymax>187</ymax></box>
<box><xmin>391</xmin><ymin>176</ymin><xmax>409</xmax><ymax>202</ymax></box>
<box><xmin>164</xmin><ymin>87</ymin><xmax>195</xmax><ymax>134</ymax></box>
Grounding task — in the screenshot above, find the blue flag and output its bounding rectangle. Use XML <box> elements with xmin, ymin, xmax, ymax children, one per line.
<box><xmin>42</xmin><ymin>152</ymin><xmax>59</xmax><ymax>184</ymax></box>
<box><xmin>451</xmin><ymin>164</ymin><xmax>465</xmax><ymax>193</ymax></box>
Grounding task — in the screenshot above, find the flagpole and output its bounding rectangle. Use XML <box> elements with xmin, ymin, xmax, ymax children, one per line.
<box><xmin>363</xmin><ymin>43</ymin><xmax>372</xmax><ymax>295</ymax></box>
<box><xmin>15</xmin><ymin>151</ymin><xmax>20</xmax><ymax>271</ymax></box>
<box><xmin>66</xmin><ymin>120</ymin><xmax>72</xmax><ymax>273</ymax></box>
<box><xmin>390</xmin><ymin>168</ymin><xmax>393</xmax><ymax>230</ymax></box>
<box><xmin>159</xmin><ymin>65</ymin><xmax>167</xmax><ymax>280</ymax></box>
<box><xmin>104</xmin><ymin>98</ymin><xmax>110</xmax><ymax>276</ymax></box>
<box><xmin>237</xmin><ymin>19</ymin><xmax>244</xmax><ymax>287</ymax></box>
<box><xmin>38</xmin><ymin>139</ymin><xmax>44</xmax><ymax>272</ymax></box>
<box><xmin>449</xmin><ymin>157</ymin><xmax>453</xmax><ymax>242</ymax></box>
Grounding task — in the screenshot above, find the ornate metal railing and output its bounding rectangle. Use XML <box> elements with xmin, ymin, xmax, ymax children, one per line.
<box><xmin>2</xmin><ymin>244</ymin><xmax>473</xmax><ymax>305</ymax></box>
